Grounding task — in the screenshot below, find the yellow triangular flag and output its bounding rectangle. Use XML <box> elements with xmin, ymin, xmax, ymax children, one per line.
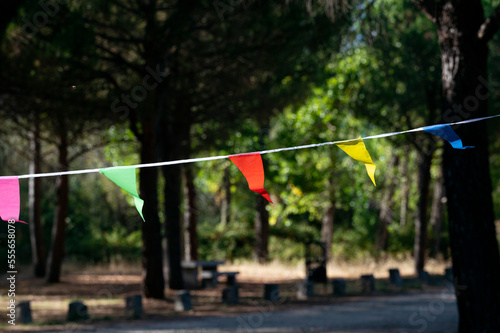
<box><xmin>335</xmin><ymin>137</ymin><xmax>376</xmax><ymax>186</ymax></box>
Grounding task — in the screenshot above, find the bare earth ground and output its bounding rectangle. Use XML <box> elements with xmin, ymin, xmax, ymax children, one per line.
<box><xmin>0</xmin><ymin>259</ymin><xmax>457</xmax><ymax>333</ymax></box>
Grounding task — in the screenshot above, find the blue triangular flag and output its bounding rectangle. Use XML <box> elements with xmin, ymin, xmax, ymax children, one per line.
<box><xmin>423</xmin><ymin>124</ymin><xmax>474</xmax><ymax>149</ymax></box>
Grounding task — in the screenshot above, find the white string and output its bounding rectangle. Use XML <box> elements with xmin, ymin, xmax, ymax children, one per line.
<box><xmin>363</xmin><ymin>114</ymin><xmax>500</xmax><ymax>140</ymax></box>
<box><xmin>5</xmin><ymin>114</ymin><xmax>500</xmax><ymax>180</ymax></box>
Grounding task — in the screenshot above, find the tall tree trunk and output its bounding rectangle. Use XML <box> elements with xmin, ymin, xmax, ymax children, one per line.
<box><xmin>321</xmin><ymin>205</ymin><xmax>334</xmax><ymax>262</ymax></box>
<box><xmin>160</xmin><ymin>106</ymin><xmax>187</xmax><ymax>290</ymax></box>
<box><xmin>413</xmin><ymin>84</ymin><xmax>438</xmax><ymax>271</ymax></box>
<box><xmin>29</xmin><ymin>111</ymin><xmax>46</xmax><ymax>277</ymax></box>
<box><xmin>253</xmin><ymin>195</ymin><xmax>269</xmax><ymax>263</ymax></box>
<box><xmin>253</xmin><ymin>123</ymin><xmax>270</xmax><ymax>263</ymax></box>
<box><xmin>220</xmin><ymin>165</ymin><xmax>231</xmax><ymax>225</ymax></box>
<box><xmin>138</xmin><ymin>118</ymin><xmax>165</xmax><ymax>299</ymax></box>
<box><xmin>399</xmin><ymin>145</ymin><xmax>410</xmax><ymax>227</ymax></box>
<box><xmin>375</xmin><ymin>154</ymin><xmax>399</xmax><ymax>252</ymax></box>
<box><xmin>46</xmin><ymin>122</ymin><xmax>69</xmax><ymax>283</ymax></box>
<box><xmin>162</xmin><ymin>164</ymin><xmax>184</xmax><ymax>289</ymax></box>
<box><xmin>430</xmin><ymin>162</ymin><xmax>445</xmax><ymax>258</ymax></box>
<box><xmin>412</xmin><ymin>1</ymin><xmax>500</xmax><ymax>330</ymax></box>
<box><xmin>321</xmin><ymin>154</ymin><xmax>337</xmax><ymax>262</ymax></box>
<box><xmin>183</xmin><ymin>165</ymin><xmax>198</xmax><ymax>261</ymax></box>
<box><xmin>414</xmin><ymin>146</ymin><xmax>433</xmax><ymax>273</ymax></box>
<box><xmin>414</xmin><ymin>63</ymin><xmax>439</xmax><ymax>271</ymax></box>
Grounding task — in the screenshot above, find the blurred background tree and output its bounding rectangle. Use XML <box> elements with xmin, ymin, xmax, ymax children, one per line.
<box><xmin>0</xmin><ymin>0</ymin><xmax>499</xmax><ymax>329</ymax></box>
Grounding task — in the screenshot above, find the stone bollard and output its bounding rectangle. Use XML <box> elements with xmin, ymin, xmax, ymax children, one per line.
<box><xmin>418</xmin><ymin>270</ymin><xmax>430</xmax><ymax>285</ymax></box>
<box><xmin>332</xmin><ymin>278</ymin><xmax>346</xmax><ymax>296</ymax></box>
<box><xmin>445</xmin><ymin>267</ymin><xmax>453</xmax><ymax>282</ymax></box>
<box><xmin>360</xmin><ymin>274</ymin><xmax>375</xmax><ymax>294</ymax></box>
<box><xmin>16</xmin><ymin>301</ymin><xmax>32</xmax><ymax>324</ymax></box>
<box><xmin>389</xmin><ymin>268</ymin><xmax>403</xmax><ymax>287</ymax></box>
<box><xmin>175</xmin><ymin>290</ymin><xmax>192</xmax><ymax>311</ymax></box>
<box><xmin>296</xmin><ymin>280</ymin><xmax>314</xmax><ymax>300</ymax></box>
<box><xmin>67</xmin><ymin>301</ymin><xmax>89</xmax><ymax>321</ymax></box>
<box><xmin>222</xmin><ymin>286</ymin><xmax>239</xmax><ymax>305</ymax></box>
<box><xmin>264</xmin><ymin>284</ymin><xmax>280</xmax><ymax>301</ymax></box>
<box><xmin>125</xmin><ymin>295</ymin><xmax>143</xmax><ymax>319</ymax></box>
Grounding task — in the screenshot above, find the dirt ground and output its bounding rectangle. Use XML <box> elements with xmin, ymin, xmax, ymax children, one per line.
<box><xmin>0</xmin><ymin>260</ymin><xmax>452</xmax><ymax>332</ymax></box>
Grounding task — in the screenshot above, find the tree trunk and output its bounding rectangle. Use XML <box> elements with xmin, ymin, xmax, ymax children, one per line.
<box><xmin>138</xmin><ymin>118</ymin><xmax>165</xmax><ymax>299</ymax></box>
<box><xmin>414</xmin><ymin>146</ymin><xmax>433</xmax><ymax>273</ymax></box>
<box><xmin>321</xmin><ymin>156</ymin><xmax>337</xmax><ymax>262</ymax></box>
<box><xmin>413</xmin><ymin>58</ymin><xmax>439</xmax><ymax>271</ymax></box>
<box><xmin>375</xmin><ymin>154</ymin><xmax>399</xmax><ymax>252</ymax></box>
<box><xmin>162</xmin><ymin>163</ymin><xmax>184</xmax><ymax>289</ymax></box>
<box><xmin>160</xmin><ymin>107</ymin><xmax>186</xmax><ymax>290</ymax></box>
<box><xmin>29</xmin><ymin>111</ymin><xmax>46</xmax><ymax>277</ymax></box>
<box><xmin>220</xmin><ymin>165</ymin><xmax>231</xmax><ymax>225</ymax></box>
<box><xmin>253</xmin><ymin>124</ymin><xmax>270</xmax><ymax>263</ymax></box>
<box><xmin>253</xmin><ymin>195</ymin><xmax>269</xmax><ymax>263</ymax></box>
<box><xmin>46</xmin><ymin>122</ymin><xmax>69</xmax><ymax>283</ymax></box>
<box><xmin>434</xmin><ymin>2</ymin><xmax>500</xmax><ymax>331</ymax></box>
<box><xmin>429</xmin><ymin>162</ymin><xmax>445</xmax><ymax>258</ymax></box>
<box><xmin>399</xmin><ymin>145</ymin><xmax>410</xmax><ymax>227</ymax></box>
<box><xmin>183</xmin><ymin>165</ymin><xmax>198</xmax><ymax>261</ymax></box>
<box><xmin>321</xmin><ymin>205</ymin><xmax>334</xmax><ymax>262</ymax></box>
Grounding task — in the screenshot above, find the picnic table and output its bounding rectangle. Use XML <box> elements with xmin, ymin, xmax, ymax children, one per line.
<box><xmin>181</xmin><ymin>260</ymin><xmax>239</xmax><ymax>289</ymax></box>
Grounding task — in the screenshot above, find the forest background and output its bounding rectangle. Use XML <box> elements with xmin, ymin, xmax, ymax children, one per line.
<box><xmin>0</xmin><ymin>0</ymin><xmax>499</xmax><ymax>323</ymax></box>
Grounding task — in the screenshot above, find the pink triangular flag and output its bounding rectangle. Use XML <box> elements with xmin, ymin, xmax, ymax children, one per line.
<box><xmin>0</xmin><ymin>177</ymin><xmax>27</xmax><ymax>224</ymax></box>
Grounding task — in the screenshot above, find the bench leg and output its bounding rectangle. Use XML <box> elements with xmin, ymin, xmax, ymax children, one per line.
<box><xmin>202</xmin><ymin>276</ymin><xmax>218</xmax><ymax>288</ymax></box>
<box><xmin>227</xmin><ymin>275</ymin><xmax>237</xmax><ymax>286</ymax></box>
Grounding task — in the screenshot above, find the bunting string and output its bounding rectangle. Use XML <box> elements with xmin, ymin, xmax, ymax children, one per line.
<box><xmin>2</xmin><ymin>114</ymin><xmax>499</xmax><ymax>180</ymax></box>
<box><xmin>2</xmin><ymin>114</ymin><xmax>499</xmax><ymax>223</ymax></box>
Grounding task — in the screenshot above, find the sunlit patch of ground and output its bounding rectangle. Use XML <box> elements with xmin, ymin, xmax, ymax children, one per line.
<box><xmin>223</xmin><ymin>256</ymin><xmax>451</xmax><ymax>282</ymax></box>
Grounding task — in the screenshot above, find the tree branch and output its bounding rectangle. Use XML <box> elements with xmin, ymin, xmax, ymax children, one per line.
<box><xmin>69</xmin><ymin>141</ymin><xmax>110</xmax><ymax>163</ymax></box>
<box><xmin>108</xmin><ymin>0</ymin><xmax>138</xmax><ymax>14</ymax></box>
<box><xmin>95</xmin><ymin>44</ymin><xmax>142</xmax><ymax>74</ymax></box>
<box><xmin>95</xmin><ymin>31</ymin><xmax>143</xmax><ymax>45</ymax></box>
<box><xmin>411</xmin><ymin>0</ymin><xmax>443</xmax><ymax>22</ymax></box>
<box><xmin>478</xmin><ymin>5</ymin><xmax>500</xmax><ymax>42</ymax></box>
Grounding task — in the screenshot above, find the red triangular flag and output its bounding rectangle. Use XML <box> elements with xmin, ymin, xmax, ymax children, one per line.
<box><xmin>228</xmin><ymin>153</ymin><xmax>273</xmax><ymax>203</ymax></box>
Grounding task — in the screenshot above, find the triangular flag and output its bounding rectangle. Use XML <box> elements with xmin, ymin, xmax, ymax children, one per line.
<box><xmin>100</xmin><ymin>167</ymin><xmax>145</xmax><ymax>221</ymax></box>
<box><xmin>423</xmin><ymin>124</ymin><xmax>474</xmax><ymax>149</ymax></box>
<box><xmin>228</xmin><ymin>153</ymin><xmax>273</xmax><ymax>203</ymax></box>
<box><xmin>0</xmin><ymin>177</ymin><xmax>27</xmax><ymax>224</ymax></box>
<box><xmin>336</xmin><ymin>137</ymin><xmax>377</xmax><ymax>186</ymax></box>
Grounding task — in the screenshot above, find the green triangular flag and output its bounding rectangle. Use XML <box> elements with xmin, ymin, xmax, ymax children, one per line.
<box><xmin>100</xmin><ymin>167</ymin><xmax>145</xmax><ymax>221</ymax></box>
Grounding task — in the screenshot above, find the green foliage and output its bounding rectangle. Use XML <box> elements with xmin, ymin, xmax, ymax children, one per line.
<box><xmin>385</xmin><ymin>222</ymin><xmax>415</xmax><ymax>255</ymax></box>
<box><xmin>198</xmin><ymin>221</ymin><xmax>254</xmax><ymax>261</ymax></box>
<box><xmin>64</xmin><ymin>171</ymin><xmax>143</xmax><ymax>262</ymax></box>
<box><xmin>1</xmin><ymin>0</ymin><xmax>499</xmax><ymax>270</ymax></box>
<box><xmin>268</xmin><ymin>236</ymin><xmax>304</xmax><ymax>263</ymax></box>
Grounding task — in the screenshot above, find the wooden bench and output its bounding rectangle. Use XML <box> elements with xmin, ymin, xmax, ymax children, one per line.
<box><xmin>201</xmin><ymin>271</ymin><xmax>240</xmax><ymax>287</ymax></box>
<box><xmin>218</xmin><ymin>272</ymin><xmax>240</xmax><ymax>286</ymax></box>
<box><xmin>182</xmin><ymin>260</ymin><xmax>227</xmax><ymax>289</ymax></box>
